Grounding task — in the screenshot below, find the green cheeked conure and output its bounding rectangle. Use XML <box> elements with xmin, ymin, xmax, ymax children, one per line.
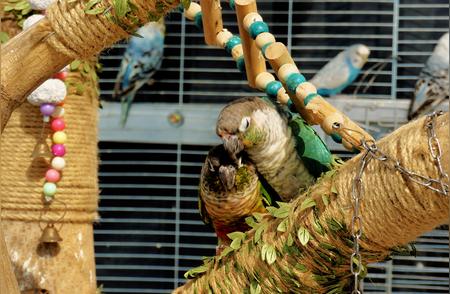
<box><xmin>199</xmin><ymin>145</ymin><xmax>268</xmax><ymax>254</ymax></box>
<box><xmin>216</xmin><ymin>96</ymin><xmax>335</xmax><ymax>202</ymax></box>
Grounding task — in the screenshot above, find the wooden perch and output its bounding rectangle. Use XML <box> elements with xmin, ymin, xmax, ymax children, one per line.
<box><xmin>174</xmin><ymin>113</ymin><xmax>449</xmax><ymax>293</ymax></box>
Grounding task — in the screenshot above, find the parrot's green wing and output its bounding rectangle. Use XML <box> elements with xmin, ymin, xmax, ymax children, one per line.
<box><xmin>262</xmin><ymin>96</ymin><xmax>334</xmax><ymax>178</ymax></box>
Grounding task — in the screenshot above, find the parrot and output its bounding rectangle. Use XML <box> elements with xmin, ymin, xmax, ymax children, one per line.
<box><xmin>309</xmin><ymin>44</ymin><xmax>371</xmax><ymax>96</ymax></box>
<box><xmin>409</xmin><ymin>32</ymin><xmax>449</xmax><ymax>120</ymax></box>
<box><xmin>198</xmin><ymin>145</ymin><xmax>268</xmax><ymax>254</ymax></box>
<box><xmin>113</xmin><ymin>18</ymin><xmax>165</xmax><ymax>126</ymax></box>
<box><xmin>216</xmin><ymin>96</ymin><xmax>335</xmax><ymax>202</ymax></box>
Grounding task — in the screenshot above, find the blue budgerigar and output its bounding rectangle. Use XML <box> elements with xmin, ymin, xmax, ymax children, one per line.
<box><xmin>409</xmin><ymin>33</ymin><xmax>449</xmax><ymax>120</ymax></box>
<box><xmin>114</xmin><ymin>18</ymin><xmax>165</xmax><ymax>126</ymax></box>
<box><xmin>309</xmin><ymin>44</ymin><xmax>370</xmax><ymax>96</ymax></box>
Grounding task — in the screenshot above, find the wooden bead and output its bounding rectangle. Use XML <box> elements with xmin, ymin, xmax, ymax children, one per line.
<box><xmin>243</xmin><ymin>12</ymin><xmax>263</xmax><ymax>31</ymax></box>
<box><xmin>216</xmin><ymin>29</ymin><xmax>233</xmax><ymax>47</ymax></box>
<box><xmin>255</xmin><ymin>32</ymin><xmax>275</xmax><ymax>50</ymax></box>
<box><xmin>255</xmin><ymin>72</ymin><xmax>275</xmax><ymax>91</ymax></box>
<box><xmin>321</xmin><ymin>112</ymin><xmax>345</xmax><ymax>135</ymax></box>
<box><xmin>295</xmin><ymin>82</ymin><xmax>317</xmax><ymax>100</ymax></box>
<box><xmin>277</xmin><ymin>88</ymin><xmax>290</xmax><ymax>104</ymax></box>
<box><xmin>231</xmin><ymin>44</ymin><xmax>244</xmax><ymax>60</ymax></box>
<box><xmin>278</xmin><ymin>63</ymin><xmax>299</xmax><ymax>83</ymax></box>
<box><xmin>184</xmin><ymin>2</ymin><xmax>202</xmax><ymax>21</ymax></box>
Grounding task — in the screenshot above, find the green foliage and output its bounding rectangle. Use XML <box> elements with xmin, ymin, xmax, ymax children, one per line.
<box><xmin>3</xmin><ymin>0</ymin><xmax>33</xmax><ymax>27</ymax></box>
<box><xmin>300</xmin><ymin>197</ymin><xmax>316</xmax><ymax>211</ymax></box>
<box><xmin>227</xmin><ymin>231</ymin><xmax>246</xmax><ymax>250</ymax></box>
<box><xmin>0</xmin><ymin>32</ymin><xmax>9</xmax><ymax>44</ymax></box>
<box><xmin>261</xmin><ymin>243</ymin><xmax>277</xmax><ymax>265</ymax></box>
<box><xmin>266</xmin><ymin>201</ymin><xmax>290</xmax><ymax>218</ymax></box>
<box><xmin>249</xmin><ymin>281</ymin><xmax>262</xmax><ymax>294</ymax></box>
<box><xmin>276</xmin><ymin>218</ymin><xmax>289</xmax><ymax>232</ymax></box>
<box><xmin>297</xmin><ymin>226</ymin><xmax>310</xmax><ymax>246</ymax></box>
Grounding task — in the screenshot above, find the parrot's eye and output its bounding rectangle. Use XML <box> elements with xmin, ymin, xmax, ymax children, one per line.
<box><xmin>239</xmin><ymin>116</ymin><xmax>251</xmax><ymax>132</ymax></box>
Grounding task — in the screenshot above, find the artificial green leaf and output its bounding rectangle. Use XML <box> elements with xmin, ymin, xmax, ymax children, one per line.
<box><xmin>297</xmin><ymin>226</ymin><xmax>310</xmax><ymax>246</ymax></box>
<box><xmin>84</xmin><ymin>0</ymin><xmax>100</xmax><ymax>10</ymax></box>
<box><xmin>313</xmin><ymin>216</ymin><xmax>324</xmax><ymax>235</ymax></box>
<box><xmin>320</xmin><ymin>242</ymin><xmax>336</xmax><ymax>251</ymax></box>
<box><xmin>227</xmin><ymin>231</ymin><xmax>246</xmax><ymax>240</ymax></box>
<box><xmin>286</xmin><ymin>233</ymin><xmax>294</xmax><ymax>247</ymax></box>
<box><xmin>218</xmin><ymin>246</ymin><xmax>234</xmax><ymax>260</ymax></box>
<box><xmin>181</xmin><ymin>0</ymin><xmax>191</xmax><ymax>9</ymax></box>
<box><xmin>230</xmin><ymin>238</ymin><xmax>242</xmax><ymax>250</ymax></box>
<box><xmin>0</xmin><ymin>32</ymin><xmax>9</xmax><ymax>44</ymax></box>
<box><xmin>294</xmin><ymin>263</ymin><xmax>307</xmax><ymax>272</ymax></box>
<box><xmin>254</xmin><ymin>223</ymin><xmax>267</xmax><ymax>244</ymax></box>
<box><xmin>261</xmin><ymin>243</ymin><xmax>268</xmax><ymax>261</ymax></box>
<box><xmin>70</xmin><ymin>60</ymin><xmax>81</xmax><ymax>70</ymax></box>
<box><xmin>85</xmin><ymin>7</ymin><xmax>105</xmax><ymax>15</ymax></box>
<box><xmin>113</xmin><ymin>0</ymin><xmax>129</xmax><ymax>18</ymax></box>
<box><xmin>4</xmin><ymin>5</ymin><xmax>14</xmax><ymax>11</ymax></box>
<box><xmin>322</xmin><ymin>194</ymin><xmax>330</xmax><ymax>206</ymax></box>
<box><xmin>249</xmin><ymin>281</ymin><xmax>261</xmax><ymax>294</ymax></box>
<box><xmin>265</xmin><ymin>245</ymin><xmax>277</xmax><ymax>265</ymax></box>
<box><xmin>253</xmin><ymin>212</ymin><xmax>264</xmax><ymax>222</ymax></box>
<box><xmin>300</xmin><ymin>197</ymin><xmax>316</xmax><ymax>211</ymax></box>
<box><xmin>327</xmin><ymin>218</ymin><xmax>344</xmax><ymax>232</ymax></box>
<box><xmin>183</xmin><ymin>264</ymin><xmax>208</xmax><ymax>279</ymax></box>
<box><xmin>330</xmin><ymin>185</ymin><xmax>338</xmax><ymax>195</ymax></box>
<box><xmin>245</xmin><ymin>216</ymin><xmax>257</xmax><ymax>228</ymax></box>
<box><xmin>276</xmin><ymin>218</ymin><xmax>289</xmax><ymax>232</ymax></box>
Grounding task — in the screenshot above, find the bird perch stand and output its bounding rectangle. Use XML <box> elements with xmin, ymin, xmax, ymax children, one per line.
<box><xmin>200</xmin><ymin>0</ymin><xmax>224</xmax><ymax>46</ymax></box>
<box><xmin>174</xmin><ymin>113</ymin><xmax>449</xmax><ymax>293</ymax></box>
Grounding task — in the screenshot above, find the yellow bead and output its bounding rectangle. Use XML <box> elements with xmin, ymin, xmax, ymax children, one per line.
<box><xmin>52</xmin><ymin>131</ymin><xmax>67</xmax><ymax>144</ymax></box>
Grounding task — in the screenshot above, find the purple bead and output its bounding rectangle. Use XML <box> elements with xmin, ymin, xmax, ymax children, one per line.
<box><xmin>51</xmin><ymin>144</ymin><xmax>66</xmax><ymax>157</ymax></box>
<box><xmin>40</xmin><ymin>103</ymin><xmax>56</xmax><ymax>116</ymax></box>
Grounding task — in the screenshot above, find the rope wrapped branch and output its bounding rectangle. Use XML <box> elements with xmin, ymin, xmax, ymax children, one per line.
<box><xmin>0</xmin><ymin>0</ymin><xmax>181</xmax><ymax>131</ymax></box>
<box><xmin>174</xmin><ymin>113</ymin><xmax>449</xmax><ymax>293</ymax></box>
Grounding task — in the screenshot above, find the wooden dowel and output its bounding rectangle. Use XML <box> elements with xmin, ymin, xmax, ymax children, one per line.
<box><xmin>184</xmin><ymin>2</ymin><xmax>201</xmax><ymax>21</ymax></box>
<box><xmin>235</xmin><ymin>0</ymin><xmax>266</xmax><ymax>88</ymax></box>
<box><xmin>264</xmin><ymin>42</ymin><xmax>374</xmax><ymax>150</ymax></box>
<box><xmin>200</xmin><ymin>0</ymin><xmax>223</xmax><ymax>46</ymax></box>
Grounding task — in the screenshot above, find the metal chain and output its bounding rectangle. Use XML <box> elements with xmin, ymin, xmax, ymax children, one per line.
<box><xmin>336</xmin><ymin>111</ymin><xmax>449</xmax><ymax>293</ymax></box>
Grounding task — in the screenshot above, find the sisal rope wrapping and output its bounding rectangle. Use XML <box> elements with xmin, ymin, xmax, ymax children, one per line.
<box><xmin>44</xmin><ymin>0</ymin><xmax>178</xmax><ymax>59</ymax></box>
<box><xmin>0</xmin><ymin>70</ymin><xmax>99</xmax><ymax>223</ymax></box>
<box><xmin>174</xmin><ymin>113</ymin><xmax>449</xmax><ymax>293</ymax></box>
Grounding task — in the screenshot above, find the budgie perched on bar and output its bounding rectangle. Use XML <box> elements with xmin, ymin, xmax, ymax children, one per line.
<box><xmin>310</xmin><ymin>44</ymin><xmax>370</xmax><ymax>96</ymax></box>
<box><xmin>409</xmin><ymin>33</ymin><xmax>449</xmax><ymax>120</ymax></box>
<box><xmin>216</xmin><ymin>96</ymin><xmax>335</xmax><ymax>202</ymax></box>
<box><xmin>114</xmin><ymin>18</ymin><xmax>165</xmax><ymax>126</ymax></box>
<box><xmin>198</xmin><ymin>145</ymin><xmax>268</xmax><ymax>254</ymax></box>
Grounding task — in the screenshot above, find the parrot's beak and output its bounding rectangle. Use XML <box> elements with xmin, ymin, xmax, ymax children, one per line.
<box><xmin>221</xmin><ymin>134</ymin><xmax>244</xmax><ymax>163</ymax></box>
<box><xmin>218</xmin><ymin>165</ymin><xmax>236</xmax><ymax>191</ymax></box>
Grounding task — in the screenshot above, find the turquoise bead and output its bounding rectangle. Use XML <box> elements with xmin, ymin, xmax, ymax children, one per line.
<box><xmin>261</xmin><ymin>42</ymin><xmax>273</xmax><ymax>58</ymax></box>
<box><xmin>265</xmin><ymin>81</ymin><xmax>282</xmax><ymax>97</ymax></box>
<box><xmin>249</xmin><ymin>21</ymin><xmax>269</xmax><ymax>39</ymax></box>
<box><xmin>285</xmin><ymin>73</ymin><xmax>306</xmax><ymax>93</ymax></box>
<box><xmin>225</xmin><ymin>36</ymin><xmax>241</xmax><ymax>54</ymax></box>
<box><xmin>303</xmin><ymin>93</ymin><xmax>318</xmax><ymax>106</ymax></box>
<box><xmin>236</xmin><ymin>56</ymin><xmax>245</xmax><ymax>72</ymax></box>
<box><xmin>43</xmin><ymin>182</ymin><xmax>57</xmax><ymax>196</ymax></box>
<box><xmin>194</xmin><ymin>12</ymin><xmax>203</xmax><ymax>29</ymax></box>
<box><xmin>331</xmin><ymin>133</ymin><xmax>342</xmax><ymax>143</ymax></box>
<box><xmin>229</xmin><ymin>0</ymin><xmax>235</xmax><ymax>10</ymax></box>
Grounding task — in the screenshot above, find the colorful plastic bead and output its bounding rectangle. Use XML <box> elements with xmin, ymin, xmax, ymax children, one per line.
<box><xmin>285</xmin><ymin>73</ymin><xmax>306</xmax><ymax>93</ymax></box>
<box><xmin>236</xmin><ymin>56</ymin><xmax>246</xmax><ymax>72</ymax></box>
<box><xmin>303</xmin><ymin>93</ymin><xmax>318</xmax><ymax>106</ymax></box>
<box><xmin>52</xmin><ymin>144</ymin><xmax>66</xmax><ymax>157</ymax></box>
<box><xmin>43</xmin><ymin>182</ymin><xmax>57</xmax><ymax>196</ymax></box>
<box><xmin>249</xmin><ymin>21</ymin><xmax>269</xmax><ymax>39</ymax></box>
<box><xmin>53</xmin><ymin>71</ymin><xmax>68</xmax><ymax>80</ymax></box>
<box><xmin>45</xmin><ymin>169</ymin><xmax>61</xmax><ymax>182</ymax></box>
<box><xmin>52</xmin><ymin>131</ymin><xmax>67</xmax><ymax>144</ymax></box>
<box><xmin>51</xmin><ymin>157</ymin><xmax>66</xmax><ymax>171</ymax></box>
<box><xmin>51</xmin><ymin>106</ymin><xmax>65</xmax><ymax>118</ymax></box>
<box><xmin>51</xmin><ymin>118</ymin><xmax>65</xmax><ymax>131</ymax></box>
<box><xmin>225</xmin><ymin>36</ymin><xmax>241</xmax><ymax>54</ymax></box>
<box><xmin>265</xmin><ymin>81</ymin><xmax>283</xmax><ymax>98</ymax></box>
<box><xmin>40</xmin><ymin>103</ymin><xmax>55</xmax><ymax>116</ymax></box>
<box><xmin>194</xmin><ymin>12</ymin><xmax>203</xmax><ymax>29</ymax></box>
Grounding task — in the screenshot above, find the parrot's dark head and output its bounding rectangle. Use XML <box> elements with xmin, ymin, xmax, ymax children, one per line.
<box><xmin>203</xmin><ymin>145</ymin><xmax>238</xmax><ymax>191</ymax></box>
<box><xmin>216</xmin><ymin>97</ymin><xmax>270</xmax><ymax>161</ymax></box>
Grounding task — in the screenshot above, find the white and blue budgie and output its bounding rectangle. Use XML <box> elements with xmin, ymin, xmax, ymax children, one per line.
<box><xmin>114</xmin><ymin>18</ymin><xmax>165</xmax><ymax>126</ymax></box>
<box><xmin>309</xmin><ymin>44</ymin><xmax>370</xmax><ymax>96</ymax></box>
<box><xmin>409</xmin><ymin>33</ymin><xmax>449</xmax><ymax>119</ymax></box>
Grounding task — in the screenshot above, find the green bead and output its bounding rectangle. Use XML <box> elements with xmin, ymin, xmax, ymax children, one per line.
<box><xmin>303</xmin><ymin>93</ymin><xmax>318</xmax><ymax>106</ymax></box>
<box><xmin>249</xmin><ymin>21</ymin><xmax>269</xmax><ymax>39</ymax></box>
<box><xmin>43</xmin><ymin>182</ymin><xmax>57</xmax><ymax>196</ymax></box>
<box><xmin>261</xmin><ymin>42</ymin><xmax>273</xmax><ymax>58</ymax></box>
<box><xmin>266</xmin><ymin>81</ymin><xmax>282</xmax><ymax>97</ymax></box>
<box><xmin>194</xmin><ymin>12</ymin><xmax>203</xmax><ymax>29</ymax></box>
<box><xmin>236</xmin><ymin>56</ymin><xmax>245</xmax><ymax>72</ymax></box>
<box><xmin>225</xmin><ymin>36</ymin><xmax>241</xmax><ymax>54</ymax></box>
<box><xmin>286</xmin><ymin>73</ymin><xmax>306</xmax><ymax>93</ymax></box>
<box><xmin>229</xmin><ymin>0</ymin><xmax>235</xmax><ymax>10</ymax></box>
<box><xmin>330</xmin><ymin>133</ymin><xmax>342</xmax><ymax>143</ymax></box>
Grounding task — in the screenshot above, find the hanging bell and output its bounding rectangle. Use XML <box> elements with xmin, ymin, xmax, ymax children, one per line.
<box><xmin>39</xmin><ymin>223</ymin><xmax>62</xmax><ymax>244</ymax></box>
<box><xmin>31</xmin><ymin>138</ymin><xmax>52</xmax><ymax>159</ymax></box>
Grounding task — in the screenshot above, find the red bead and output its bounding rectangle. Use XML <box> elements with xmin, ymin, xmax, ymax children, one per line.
<box><xmin>45</xmin><ymin>169</ymin><xmax>61</xmax><ymax>182</ymax></box>
<box><xmin>53</xmin><ymin>71</ymin><xmax>68</xmax><ymax>80</ymax></box>
<box><xmin>51</xmin><ymin>118</ymin><xmax>65</xmax><ymax>131</ymax></box>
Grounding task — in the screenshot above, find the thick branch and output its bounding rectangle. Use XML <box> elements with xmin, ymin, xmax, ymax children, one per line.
<box><xmin>0</xmin><ymin>0</ymin><xmax>180</xmax><ymax>132</ymax></box>
<box><xmin>174</xmin><ymin>114</ymin><xmax>449</xmax><ymax>293</ymax></box>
